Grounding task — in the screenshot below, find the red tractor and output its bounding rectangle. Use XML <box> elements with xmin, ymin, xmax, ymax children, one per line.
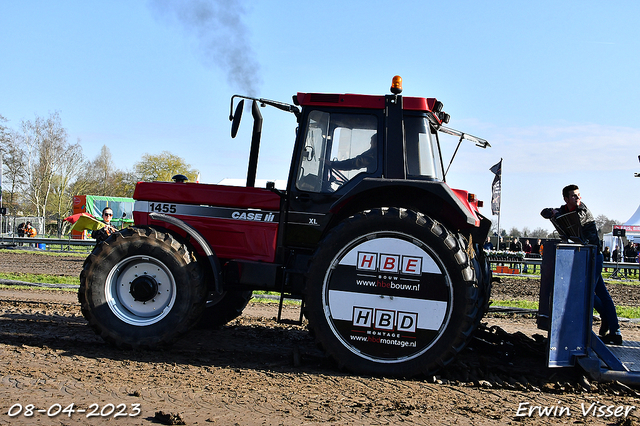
<box><xmin>79</xmin><ymin>76</ymin><xmax>493</xmax><ymax>377</ymax></box>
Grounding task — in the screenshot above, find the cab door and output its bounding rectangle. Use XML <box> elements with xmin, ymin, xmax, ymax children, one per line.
<box><xmin>285</xmin><ymin>108</ymin><xmax>382</xmax><ymax>248</ymax></box>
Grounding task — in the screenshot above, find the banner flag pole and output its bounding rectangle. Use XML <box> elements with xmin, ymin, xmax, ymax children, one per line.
<box><xmin>489</xmin><ymin>158</ymin><xmax>503</xmax><ymax>244</ymax></box>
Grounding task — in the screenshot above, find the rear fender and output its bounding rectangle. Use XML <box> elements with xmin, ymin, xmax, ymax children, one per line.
<box><xmin>147</xmin><ymin>212</ymin><xmax>223</xmax><ymax>294</ymax></box>
<box><xmin>326</xmin><ymin>180</ymin><xmax>485</xmax><ymax>235</ymax></box>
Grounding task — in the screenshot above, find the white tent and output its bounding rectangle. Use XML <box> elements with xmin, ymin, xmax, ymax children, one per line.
<box><xmin>618</xmin><ymin>204</ymin><xmax>640</xmax><ymax>243</ymax></box>
<box><xmin>602</xmin><ymin>204</ymin><xmax>640</xmax><ymax>250</ymax></box>
<box><xmin>625</xmin><ymin>204</ymin><xmax>640</xmax><ymax>227</ymax></box>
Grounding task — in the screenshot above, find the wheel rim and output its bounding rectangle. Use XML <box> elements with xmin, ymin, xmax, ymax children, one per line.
<box><xmin>322</xmin><ymin>232</ymin><xmax>453</xmax><ymax>363</ymax></box>
<box><xmin>105</xmin><ymin>255</ymin><xmax>177</xmax><ymax>326</ymax></box>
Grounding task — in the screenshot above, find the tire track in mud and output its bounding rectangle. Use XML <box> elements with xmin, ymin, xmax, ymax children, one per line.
<box><xmin>0</xmin><ymin>291</ymin><xmax>493</xmax><ymax>425</ymax></box>
<box><xmin>0</xmin><ymin>292</ymin><xmax>439</xmax><ymax>425</ymax></box>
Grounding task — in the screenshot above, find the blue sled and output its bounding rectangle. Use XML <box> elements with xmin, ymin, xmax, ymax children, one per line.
<box><xmin>541</xmin><ymin>243</ymin><xmax>640</xmax><ymax>385</ymax></box>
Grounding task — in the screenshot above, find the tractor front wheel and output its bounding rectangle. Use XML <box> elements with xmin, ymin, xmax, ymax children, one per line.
<box><xmin>79</xmin><ymin>227</ymin><xmax>206</xmax><ymax>349</ymax></box>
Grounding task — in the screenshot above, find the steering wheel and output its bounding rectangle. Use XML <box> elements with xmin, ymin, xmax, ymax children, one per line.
<box><xmin>329</xmin><ymin>165</ymin><xmax>348</xmax><ymax>185</ymax></box>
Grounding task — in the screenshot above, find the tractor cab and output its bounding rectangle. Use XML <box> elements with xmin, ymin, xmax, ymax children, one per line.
<box><xmin>229</xmin><ymin>76</ymin><xmax>491</xmax><ymax>250</ymax></box>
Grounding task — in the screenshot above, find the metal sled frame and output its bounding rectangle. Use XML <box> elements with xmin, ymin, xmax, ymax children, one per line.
<box><xmin>548</xmin><ymin>244</ymin><xmax>640</xmax><ymax>385</ymax></box>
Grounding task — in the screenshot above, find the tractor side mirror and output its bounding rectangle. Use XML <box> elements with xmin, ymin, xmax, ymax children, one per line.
<box><xmin>230</xmin><ymin>99</ymin><xmax>245</xmax><ymax>138</ymax></box>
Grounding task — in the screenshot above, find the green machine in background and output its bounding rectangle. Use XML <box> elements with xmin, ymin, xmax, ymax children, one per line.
<box><xmin>71</xmin><ymin>195</ymin><xmax>134</xmax><ymax>238</ymax></box>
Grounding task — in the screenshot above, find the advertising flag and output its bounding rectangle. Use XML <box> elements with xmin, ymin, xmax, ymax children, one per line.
<box><xmin>489</xmin><ymin>159</ymin><xmax>502</xmax><ymax>216</ymax></box>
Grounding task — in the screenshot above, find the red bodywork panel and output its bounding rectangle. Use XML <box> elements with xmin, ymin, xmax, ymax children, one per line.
<box><xmin>296</xmin><ymin>92</ymin><xmax>439</xmax><ymax>114</ymax></box>
<box><xmin>450</xmin><ymin>188</ymin><xmax>481</xmax><ymax>227</ymax></box>
<box><xmin>133</xmin><ymin>182</ymin><xmax>281</xmax><ymax>262</ymax></box>
<box><xmin>133</xmin><ymin>182</ymin><xmax>280</xmax><ymax>210</ymax></box>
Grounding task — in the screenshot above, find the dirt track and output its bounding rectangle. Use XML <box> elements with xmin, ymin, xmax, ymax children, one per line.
<box><xmin>1</xmin><ymin>250</ymin><xmax>640</xmax><ymax>425</ymax></box>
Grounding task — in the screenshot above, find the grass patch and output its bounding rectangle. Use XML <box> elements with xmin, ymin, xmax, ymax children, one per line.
<box><xmin>491</xmin><ymin>299</ymin><xmax>640</xmax><ymax>319</ymax></box>
<box><xmin>0</xmin><ymin>284</ymin><xmax>77</xmax><ymax>292</ymax></box>
<box><xmin>0</xmin><ymin>272</ymin><xmax>79</xmax><ymax>286</ymax></box>
<box><xmin>253</xmin><ymin>291</ymin><xmax>281</xmax><ymax>296</ymax></box>
<box><xmin>251</xmin><ymin>291</ymin><xmax>301</xmax><ymax>305</ymax></box>
<box><xmin>603</xmin><ymin>273</ymin><xmax>640</xmax><ymax>285</ymax></box>
<box><xmin>490</xmin><ymin>299</ymin><xmax>539</xmax><ymax>310</ymax></box>
<box><xmin>0</xmin><ymin>248</ymin><xmax>87</xmax><ymax>258</ymax></box>
<box><xmin>617</xmin><ymin>306</ymin><xmax>640</xmax><ymax>319</ymax></box>
<box><xmin>493</xmin><ymin>273</ymin><xmax>540</xmax><ymax>280</ymax></box>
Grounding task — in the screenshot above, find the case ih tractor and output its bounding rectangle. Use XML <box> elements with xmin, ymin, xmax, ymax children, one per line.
<box><xmin>79</xmin><ymin>76</ymin><xmax>493</xmax><ymax>377</ymax></box>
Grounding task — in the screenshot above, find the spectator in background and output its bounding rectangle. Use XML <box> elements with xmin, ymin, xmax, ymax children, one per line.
<box><xmin>523</xmin><ymin>239</ymin><xmax>532</xmax><ymax>272</ymax></box>
<box><xmin>603</xmin><ymin>246</ymin><xmax>611</xmax><ymax>272</ymax></box>
<box><xmin>532</xmin><ymin>239</ymin><xmax>542</xmax><ymax>255</ymax></box>
<box><xmin>91</xmin><ymin>207</ymin><xmax>118</xmax><ymax>244</ymax></box>
<box><xmin>531</xmin><ymin>239</ymin><xmax>542</xmax><ymax>273</ymax></box>
<box><xmin>499</xmin><ymin>237</ymin><xmax>507</xmax><ymax>250</ymax></box>
<box><xmin>613</xmin><ymin>246</ymin><xmax>621</xmax><ymax>263</ymax></box>
<box><xmin>625</xmin><ymin>242</ymin><xmax>637</xmax><ymax>277</ymax></box>
<box><xmin>17</xmin><ymin>222</ymin><xmax>26</xmax><ymax>247</ymax></box>
<box><xmin>24</xmin><ymin>221</ymin><xmax>37</xmax><ymax>248</ymax></box>
<box><xmin>637</xmin><ymin>244</ymin><xmax>640</xmax><ymax>280</ymax></box>
<box><xmin>24</xmin><ymin>222</ymin><xmax>37</xmax><ymax>238</ymax></box>
<box><xmin>507</xmin><ymin>238</ymin><xmax>522</xmax><ymax>270</ymax></box>
<box><xmin>483</xmin><ymin>237</ymin><xmax>494</xmax><ymax>251</ymax></box>
<box><xmin>17</xmin><ymin>222</ymin><xmax>26</xmax><ymax>238</ymax></box>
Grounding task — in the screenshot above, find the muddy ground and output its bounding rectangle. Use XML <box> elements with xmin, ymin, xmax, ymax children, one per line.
<box><xmin>1</xmin><ymin>250</ymin><xmax>640</xmax><ymax>425</ymax></box>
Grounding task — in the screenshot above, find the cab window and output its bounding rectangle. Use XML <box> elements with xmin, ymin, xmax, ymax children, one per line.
<box><xmin>296</xmin><ymin>111</ymin><xmax>378</xmax><ymax>193</ymax></box>
<box><xmin>405</xmin><ymin>115</ymin><xmax>443</xmax><ymax>181</ymax></box>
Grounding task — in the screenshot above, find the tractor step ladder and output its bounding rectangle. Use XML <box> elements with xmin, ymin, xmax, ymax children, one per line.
<box><xmin>276</xmin><ymin>268</ymin><xmax>305</xmax><ymax>326</ymax></box>
<box><xmin>545</xmin><ymin>243</ymin><xmax>640</xmax><ymax>384</ymax></box>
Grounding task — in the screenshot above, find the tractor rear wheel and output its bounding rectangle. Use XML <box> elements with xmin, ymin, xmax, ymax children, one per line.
<box><xmin>79</xmin><ymin>226</ymin><xmax>206</xmax><ymax>349</ymax></box>
<box><xmin>304</xmin><ymin>208</ymin><xmax>480</xmax><ymax>377</ymax></box>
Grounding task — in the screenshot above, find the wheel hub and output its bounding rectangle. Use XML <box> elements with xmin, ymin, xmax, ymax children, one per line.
<box><xmin>105</xmin><ymin>256</ymin><xmax>176</xmax><ymax>325</ymax></box>
<box><xmin>129</xmin><ymin>275</ymin><xmax>159</xmax><ymax>302</ymax></box>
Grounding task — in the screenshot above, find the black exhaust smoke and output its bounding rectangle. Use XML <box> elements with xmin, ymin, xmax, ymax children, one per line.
<box><xmin>148</xmin><ymin>0</ymin><xmax>262</xmax><ymax>96</ymax></box>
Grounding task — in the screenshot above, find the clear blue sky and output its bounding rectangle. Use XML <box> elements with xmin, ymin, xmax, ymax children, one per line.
<box><xmin>2</xmin><ymin>1</ymin><xmax>639</xmax><ymax>234</ymax></box>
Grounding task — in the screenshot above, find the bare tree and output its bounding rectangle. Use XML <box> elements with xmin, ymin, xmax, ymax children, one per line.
<box><xmin>73</xmin><ymin>145</ymin><xmax>114</xmax><ymax>196</ymax></box>
<box><xmin>73</xmin><ymin>145</ymin><xmax>136</xmax><ymax>198</ymax></box>
<box><xmin>0</xmin><ymin>114</ymin><xmax>7</xmax><ymax>149</ymax></box>
<box><xmin>22</xmin><ymin>112</ymin><xmax>72</xmax><ymax>222</ymax></box>
<box><xmin>92</xmin><ymin>145</ymin><xmax>115</xmax><ymax>195</ymax></box>
<box><xmin>596</xmin><ymin>214</ymin><xmax>621</xmax><ymax>239</ymax></box>
<box><xmin>49</xmin><ymin>141</ymin><xmax>85</xmax><ymax>236</ymax></box>
<box><xmin>0</xmin><ymin>130</ymin><xmax>27</xmax><ymax>216</ymax></box>
<box><xmin>0</xmin><ymin>116</ymin><xmax>28</xmax><ymax>216</ymax></box>
<box><xmin>508</xmin><ymin>227</ymin><xmax>522</xmax><ymax>238</ymax></box>
<box><xmin>529</xmin><ymin>227</ymin><xmax>551</xmax><ymax>238</ymax></box>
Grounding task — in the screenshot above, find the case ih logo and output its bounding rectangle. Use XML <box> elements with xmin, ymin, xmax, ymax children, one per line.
<box><xmin>356</xmin><ymin>252</ymin><xmax>422</xmax><ymax>275</ymax></box>
<box><xmin>352</xmin><ymin>307</ymin><xmax>417</xmax><ymax>333</ymax></box>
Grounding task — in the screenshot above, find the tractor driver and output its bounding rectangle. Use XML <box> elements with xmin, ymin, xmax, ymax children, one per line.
<box><xmin>540</xmin><ymin>184</ymin><xmax>622</xmax><ymax>345</ymax></box>
<box><xmin>330</xmin><ymin>134</ymin><xmax>377</xmax><ymax>173</ymax></box>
